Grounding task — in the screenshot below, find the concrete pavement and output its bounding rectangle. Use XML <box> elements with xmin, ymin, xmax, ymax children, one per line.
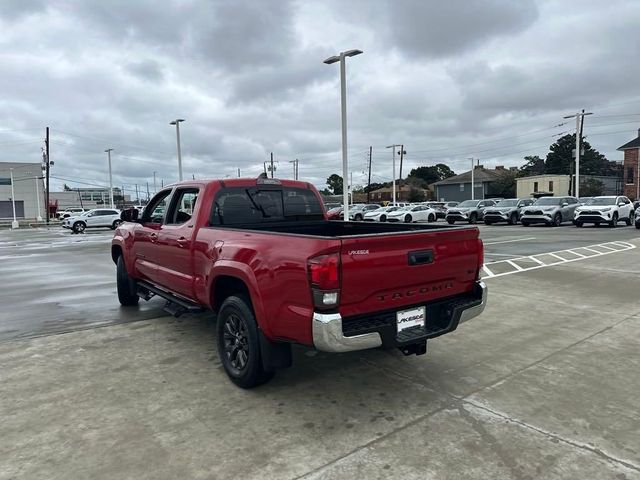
<box><xmin>0</xmin><ymin>226</ymin><xmax>639</xmax><ymax>479</ymax></box>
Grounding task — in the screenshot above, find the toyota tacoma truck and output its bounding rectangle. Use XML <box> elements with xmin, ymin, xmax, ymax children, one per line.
<box><xmin>112</xmin><ymin>177</ymin><xmax>487</xmax><ymax>388</ymax></box>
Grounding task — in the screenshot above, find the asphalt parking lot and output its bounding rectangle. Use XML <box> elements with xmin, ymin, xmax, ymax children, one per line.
<box><xmin>1</xmin><ymin>224</ymin><xmax>639</xmax><ymax>479</ymax></box>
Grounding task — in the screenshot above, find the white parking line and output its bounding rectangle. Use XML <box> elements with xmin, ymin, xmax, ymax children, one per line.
<box><xmin>481</xmin><ymin>241</ymin><xmax>636</xmax><ymax>279</ymax></box>
<box><xmin>483</xmin><ymin>237</ymin><xmax>536</xmax><ymax>245</ymax></box>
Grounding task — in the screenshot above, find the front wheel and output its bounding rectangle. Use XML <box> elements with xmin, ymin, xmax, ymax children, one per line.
<box><xmin>404</xmin><ymin>214</ymin><xmax>412</xmax><ymax>223</ymax></box>
<box><xmin>73</xmin><ymin>221</ymin><xmax>86</xmax><ymax>233</ymax></box>
<box><xmin>626</xmin><ymin>212</ymin><xmax>633</xmax><ymax>226</ymax></box>
<box><xmin>575</xmin><ymin>221</ymin><xmax>583</xmax><ymax>228</ymax></box>
<box><xmin>508</xmin><ymin>213</ymin><xmax>518</xmax><ymax>225</ymax></box>
<box><xmin>112</xmin><ymin>219</ymin><xmax>123</xmax><ymax>229</ymax></box>
<box><xmin>447</xmin><ymin>218</ymin><xmax>455</xmax><ymax>225</ymax></box>
<box><xmin>217</xmin><ymin>295</ymin><xmax>274</xmax><ymax>389</ymax></box>
<box><xmin>610</xmin><ymin>213</ymin><xmax>618</xmax><ymax>228</ymax></box>
<box><xmin>117</xmin><ymin>256</ymin><xmax>139</xmax><ymax>306</ymax></box>
<box><xmin>355</xmin><ymin>214</ymin><xmax>363</xmax><ymax>221</ymax></box>
<box><xmin>521</xmin><ymin>221</ymin><xmax>530</xmax><ymax>227</ymax></box>
<box><xmin>428</xmin><ymin>214</ymin><xmax>435</xmax><ymax>222</ymax></box>
<box><xmin>468</xmin><ymin>213</ymin><xmax>477</xmax><ymax>224</ymax></box>
<box><xmin>379</xmin><ymin>215</ymin><xmax>386</xmax><ymax>222</ymax></box>
<box><xmin>551</xmin><ymin>213</ymin><xmax>562</xmax><ymax>227</ymax></box>
<box><xmin>484</xmin><ymin>219</ymin><xmax>492</xmax><ymax>225</ymax></box>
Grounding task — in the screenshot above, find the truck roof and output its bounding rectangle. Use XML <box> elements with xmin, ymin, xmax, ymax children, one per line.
<box><xmin>163</xmin><ymin>177</ymin><xmax>316</xmax><ymax>190</ymax></box>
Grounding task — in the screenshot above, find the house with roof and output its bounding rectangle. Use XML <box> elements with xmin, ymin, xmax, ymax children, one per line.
<box><xmin>618</xmin><ymin>129</ymin><xmax>640</xmax><ymax>200</ymax></box>
<box><xmin>431</xmin><ymin>166</ymin><xmax>505</xmax><ymax>202</ymax></box>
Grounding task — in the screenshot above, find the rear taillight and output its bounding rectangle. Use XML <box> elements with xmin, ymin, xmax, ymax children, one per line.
<box><xmin>477</xmin><ymin>238</ymin><xmax>484</xmax><ymax>279</ymax></box>
<box><xmin>308</xmin><ymin>253</ymin><xmax>341</xmax><ymax>309</ymax></box>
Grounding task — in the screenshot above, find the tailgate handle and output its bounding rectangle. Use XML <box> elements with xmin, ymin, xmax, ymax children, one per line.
<box><xmin>408</xmin><ymin>250</ymin><xmax>433</xmax><ymax>266</ymax></box>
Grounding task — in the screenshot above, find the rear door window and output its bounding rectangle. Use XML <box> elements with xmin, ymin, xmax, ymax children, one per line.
<box><xmin>211</xmin><ymin>187</ymin><xmax>323</xmax><ymax>225</ymax></box>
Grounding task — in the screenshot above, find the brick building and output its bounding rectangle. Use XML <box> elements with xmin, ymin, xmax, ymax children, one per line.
<box><xmin>618</xmin><ymin>129</ymin><xmax>640</xmax><ymax>200</ymax></box>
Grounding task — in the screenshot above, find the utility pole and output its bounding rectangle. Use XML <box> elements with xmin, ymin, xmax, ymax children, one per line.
<box><xmin>398</xmin><ymin>145</ymin><xmax>406</xmax><ymax>179</ymax></box>
<box><xmin>289</xmin><ymin>159</ymin><xmax>299</xmax><ymax>180</ymax></box>
<box><xmin>77</xmin><ymin>188</ymin><xmax>84</xmax><ymax>209</ymax></box>
<box><xmin>366</xmin><ymin>146</ymin><xmax>372</xmax><ymax>204</ymax></box>
<box><xmin>35</xmin><ymin>176</ymin><xmax>42</xmax><ymax>222</ymax></box>
<box><xmin>238</xmin><ymin>168</ymin><xmax>241</xmax><ymax>178</ymax></box>
<box><xmin>386</xmin><ymin>144</ymin><xmax>400</xmax><ymax>205</ymax></box>
<box><xmin>9</xmin><ymin>168</ymin><xmax>18</xmax><ymax>229</ymax></box>
<box><xmin>170</xmin><ymin>119</ymin><xmax>185</xmax><ymax>181</ymax></box>
<box><xmin>563</xmin><ymin>110</ymin><xmax>593</xmax><ymax>198</ymax></box>
<box><xmin>153</xmin><ymin>171</ymin><xmax>157</xmax><ymax>194</ymax></box>
<box><xmin>135</xmin><ymin>184</ymin><xmax>139</xmax><ymax>204</ymax></box>
<box><xmin>146</xmin><ymin>182</ymin><xmax>150</xmax><ymax>201</ymax></box>
<box><xmin>468</xmin><ymin>157</ymin><xmax>476</xmax><ymax>200</ymax></box>
<box><xmin>270</xmin><ymin>152</ymin><xmax>275</xmax><ymax>178</ymax></box>
<box><xmin>45</xmin><ymin>127</ymin><xmax>50</xmax><ymax>224</ymax></box>
<box><xmin>105</xmin><ymin>148</ymin><xmax>114</xmax><ymax>209</ymax></box>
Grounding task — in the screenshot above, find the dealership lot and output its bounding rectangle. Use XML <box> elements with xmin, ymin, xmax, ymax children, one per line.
<box><xmin>1</xmin><ymin>225</ymin><xmax>639</xmax><ymax>479</ymax></box>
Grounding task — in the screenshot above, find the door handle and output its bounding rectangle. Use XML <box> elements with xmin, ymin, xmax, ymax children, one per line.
<box><xmin>177</xmin><ymin>237</ymin><xmax>189</xmax><ymax>247</ymax></box>
<box><xmin>149</xmin><ymin>233</ymin><xmax>158</xmax><ymax>243</ymax></box>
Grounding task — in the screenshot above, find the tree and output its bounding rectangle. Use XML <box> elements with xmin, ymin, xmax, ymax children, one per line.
<box><xmin>325</xmin><ymin>174</ymin><xmax>343</xmax><ymax>195</ymax></box>
<box><xmin>490</xmin><ymin>170</ymin><xmax>518</xmax><ymax>198</ymax></box>
<box><xmin>63</xmin><ymin>183</ymin><xmax>72</xmax><ymax>191</ymax></box>
<box><xmin>407</xmin><ymin>186</ymin><xmax>425</xmax><ymax>202</ymax></box>
<box><xmin>519</xmin><ymin>155</ymin><xmax>545</xmax><ymax>177</ymax></box>
<box><xmin>408</xmin><ymin>164</ymin><xmax>456</xmax><ymax>185</ymax></box>
<box><xmin>545</xmin><ymin>134</ymin><xmax>608</xmax><ymax>176</ymax></box>
<box><xmin>580</xmin><ymin>178</ymin><xmax>605</xmax><ymax>196</ymax></box>
<box><xmin>363</xmin><ymin>182</ymin><xmax>387</xmax><ymax>193</ymax></box>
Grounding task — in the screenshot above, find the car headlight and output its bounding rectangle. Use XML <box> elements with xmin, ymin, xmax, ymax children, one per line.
<box><xmin>599</xmin><ymin>207</ymin><xmax>612</xmax><ymax>212</ymax></box>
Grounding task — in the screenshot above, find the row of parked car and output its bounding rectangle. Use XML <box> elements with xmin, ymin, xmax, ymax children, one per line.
<box><xmin>326</xmin><ymin>195</ymin><xmax>640</xmax><ymax>229</ymax></box>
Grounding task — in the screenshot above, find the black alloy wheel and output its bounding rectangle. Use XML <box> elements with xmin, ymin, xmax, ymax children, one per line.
<box><xmin>552</xmin><ymin>213</ymin><xmax>562</xmax><ymax>227</ymax></box>
<box><xmin>222</xmin><ymin>313</ymin><xmax>250</xmax><ymax>372</ymax></box>
<box><xmin>610</xmin><ymin>212</ymin><xmax>618</xmax><ymax>228</ymax></box>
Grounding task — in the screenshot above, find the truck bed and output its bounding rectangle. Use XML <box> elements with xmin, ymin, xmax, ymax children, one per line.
<box><xmin>209</xmin><ymin>220</ymin><xmax>473</xmax><ymax>238</ymax></box>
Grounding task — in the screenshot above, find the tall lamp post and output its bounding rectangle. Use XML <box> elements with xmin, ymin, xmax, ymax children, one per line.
<box><xmin>323</xmin><ymin>49</ymin><xmax>362</xmax><ymax>221</ymax></box>
<box><xmin>104</xmin><ymin>149</ymin><xmax>114</xmax><ymax>209</ymax></box>
<box><xmin>563</xmin><ymin>110</ymin><xmax>592</xmax><ymax>198</ymax></box>
<box><xmin>386</xmin><ymin>144</ymin><xmax>400</xmax><ymax>205</ymax></box>
<box><xmin>170</xmin><ymin>119</ymin><xmax>185</xmax><ymax>181</ymax></box>
<box><xmin>9</xmin><ymin>168</ymin><xmax>18</xmax><ymax>229</ymax></box>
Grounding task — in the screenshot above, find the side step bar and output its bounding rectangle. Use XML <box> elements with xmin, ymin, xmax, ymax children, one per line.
<box><xmin>137</xmin><ymin>280</ymin><xmax>204</xmax><ymax>317</ymax></box>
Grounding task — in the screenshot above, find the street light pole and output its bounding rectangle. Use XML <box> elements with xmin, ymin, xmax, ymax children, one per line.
<box><xmin>468</xmin><ymin>157</ymin><xmax>476</xmax><ymax>200</ymax></box>
<box><xmin>170</xmin><ymin>119</ymin><xmax>185</xmax><ymax>181</ymax></box>
<box><xmin>105</xmin><ymin>148</ymin><xmax>114</xmax><ymax>209</ymax></box>
<box><xmin>9</xmin><ymin>168</ymin><xmax>18</xmax><ymax>229</ymax></box>
<box><xmin>35</xmin><ymin>176</ymin><xmax>42</xmax><ymax>222</ymax></box>
<box><xmin>386</xmin><ymin>145</ymin><xmax>399</xmax><ymax>205</ymax></box>
<box><xmin>324</xmin><ymin>49</ymin><xmax>362</xmax><ymax>221</ymax></box>
<box><xmin>563</xmin><ymin>110</ymin><xmax>592</xmax><ymax>198</ymax></box>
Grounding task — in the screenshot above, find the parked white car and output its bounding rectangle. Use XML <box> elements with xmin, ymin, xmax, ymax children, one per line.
<box><xmin>63</xmin><ymin>208</ymin><xmax>122</xmax><ymax>233</ymax></box>
<box><xmin>386</xmin><ymin>204</ymin><xmax>437</xmax><ymax>223</ymax></box>
<box><xmin>573</xmin><ymin>195</ymin><xmax>634</xmax><ymax>228</ymax></box>
<box><xmin>363</xmin><ymin>205</ymin><xmax>401</xmax><ymax>222</ymax></box>
<box><xmin>57</xmin><ymin>207</ymin><xmax>87</xmax><ymax>220</ymax></box>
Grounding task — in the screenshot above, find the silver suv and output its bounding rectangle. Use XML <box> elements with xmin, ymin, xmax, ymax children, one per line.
<box><xmin>446</xmin><ymin>199</ymin><xmax>496</xmax><ymax>224</ymax></box>
<box><xmin>484</xmin><ymin>198</ymin><xmax>535</xmax><ymax>225</ymax></box>
<box><xmin>520</xmin><ymin>196</ymin><xmax>579</xmax><ymax>227</ymax></box>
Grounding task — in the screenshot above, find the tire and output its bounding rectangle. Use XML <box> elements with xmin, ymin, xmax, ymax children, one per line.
<box><xmin>468</xmin><ymin>213</ymin><xmax>477</xmax><ymax>224</ymax></box>
<box><xmin>507</xmin><ymin>213</ymin><xmax>518</xmax><ymax>225</ymax></box>
<box><xmin>428</xmin><ymin>214</ymin><xmax>435</xmax><ymax>222</ymax></box>
<box><xmin>405</xmin><ymin>214</ymin><xmax>412</xmax><ymax>223</ymax></box>
<box><xmin>447</xmin><ymin>218</ymin><xmax>455</xmax><ymax>225</ymax></box>
<box><xmin>217</xmin><ymin>295</ymin><xmax>274</xmax><ymax>389</ymax></box>
<box><xmin>112</xmin><ymin>219</ymin><xmax>123</xmax><ymax>230</ymax></box>
<box><xmin>610</xmin><ymin>212</ymin><xmax>618</xmax><ymax>228</ymax></box>
<box><xmin>380</xmin><ymin>215</ymin><xmax>386</xmax><ymax>222</ymax></box>
<box><xmin>575</xmin><ymin>221</ymin><xmax>583</xmax><ymax>228</ymax></box>
<box><xmin>355</xmin><ymin>214</ymin><xmax>363</xmax><ymax>221</ymax></box>
<box><xmin>521</xmin><ymin>221</ymin><xmax>530</xmax><ymax>227</ymax></box>
<box><xmin>552</xmin><ymin>213</ymin><xmax>562</xmax><ymax>227</ymax></box>
<box><xmin>484</xmin><ymin>219</ymin><xmax>492</xmax><ymax>225</ymax></box>
<box><xmin>626</xmin><ymin>212</ymin><xmax>633</xmax><ymax>226</ymax></box>
<box><xmin>73</xmin><ymin>221</ymin><xmax>86</xmax><ymax>233</ymax></box>
<box><xmin>116</xmin><ymin>256</ymin><xmax>139</xmax><ymax>306</ymax></box>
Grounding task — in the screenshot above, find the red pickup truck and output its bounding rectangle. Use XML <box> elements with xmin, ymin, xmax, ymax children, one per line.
<box><xmin>112</xmin><ymin>177</ymin><xmax>486</xmax><ymax>388</ymax></box>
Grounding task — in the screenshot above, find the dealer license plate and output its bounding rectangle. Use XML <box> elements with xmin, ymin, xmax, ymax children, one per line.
<box><xmin>396</xmin><ymin>306</ymin><xmax>426</xmax><ymax>333</ymax></box>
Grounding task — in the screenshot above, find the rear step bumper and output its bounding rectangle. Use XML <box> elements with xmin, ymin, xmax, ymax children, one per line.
<box><xmin>312</xmin><ymin>281</ymin><xmax>487</xmax><ymax>353</ymax></box>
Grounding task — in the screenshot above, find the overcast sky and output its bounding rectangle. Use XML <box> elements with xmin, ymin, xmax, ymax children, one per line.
<box><xmin>1</xmin><ymin>0</ymin><xmax>640</xmax><ymax>195</ymax></box>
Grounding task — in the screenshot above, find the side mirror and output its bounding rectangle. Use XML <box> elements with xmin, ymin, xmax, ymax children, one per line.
<box><xmin>121</xmin><ymin>208</ymin><xmax>139</xmax><ymax>223</ymax></box>
<box><xmin>618</xmin><ymin>202</ymin><xmax>625</xmax><ymax>207</ymax></box>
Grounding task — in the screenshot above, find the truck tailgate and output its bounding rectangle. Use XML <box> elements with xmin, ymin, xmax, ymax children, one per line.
<box><xmin>338</xmin><ymin>227</ymin><xmax>481</xmax><ymax>318</ymax></box>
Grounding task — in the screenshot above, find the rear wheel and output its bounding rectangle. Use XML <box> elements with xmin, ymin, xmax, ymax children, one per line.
<box><xmin>610</xmin><ymin>212</ymin><xmax>618</xmax><ymax>228</ymax></box>
<box><xmin>468</xmin><ymin>213</ymin><xmax>477</xmax><ymax>224</ymax></box>
<box><xmin>217</xmin><ymin>295</ymin><xmax>274</xmax><ymax>389</ymax></box>
<box><xmin>116</xmin><ymin>256</ymin><xmax>139</xmax><ymax>306</ymax></box>
<box><xmin>508</xmin><ymin>213</ymin><xmax>518</xmax><ymax>225</ymax></box>
<box><xmin>111</xmin><ymin>219</ymin><xmax>123</xmax><ymax>229</ymax></box>
<box><xmin>404</xmin><ymin>214</ymin><xmax>412</xmax><ymax>223</ymax></box>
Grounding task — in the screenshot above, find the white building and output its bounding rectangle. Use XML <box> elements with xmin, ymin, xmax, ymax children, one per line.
<box><xmin>516</xmin><ymin>175</ymin><xmax>571</xmax><ymax>198</ymax></box>
<box><xmin>0</xmin><ymin>162</ymin><xmax>45</xmax><ymax>220</ymax></box>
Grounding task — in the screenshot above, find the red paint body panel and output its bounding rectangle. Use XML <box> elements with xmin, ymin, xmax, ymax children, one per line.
<box><xmin>112</xmin><ymin>178</ymin><xmax>482</xmax><ymax>348</ymax></box>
